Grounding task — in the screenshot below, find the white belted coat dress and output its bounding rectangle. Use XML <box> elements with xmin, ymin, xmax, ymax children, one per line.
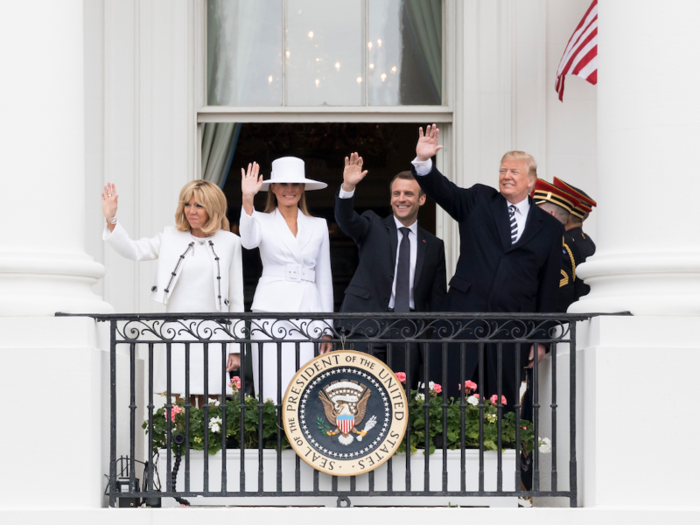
<box><xmin>103</xmin><ymin>222</ymin><xmax>244</xmax><ymax>395</ymax></box>
<box><xmin>239</xmin><ymin>208</ymin><xmax>333</xmax><ymax>401</ymax></box>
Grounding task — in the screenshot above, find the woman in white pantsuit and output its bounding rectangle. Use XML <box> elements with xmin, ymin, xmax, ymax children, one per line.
<box><xmin>240</xmin><ymin>157</ymin><xmax>333</xmax><ymax>402</ymax></box>
<box><xmin>102</xmin><ymin>180</ymin><xmax>244</xmax><ymax>405</ymax></box>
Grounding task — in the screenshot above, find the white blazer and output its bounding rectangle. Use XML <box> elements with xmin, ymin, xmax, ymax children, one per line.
<box><xmin>103</xmin><ymin>222</ymin><xmax>244</xmax><ymax>313</ymax></box>
<box><xmin>239</xmin><ymin>208</ymin><xmax>333</xmax><ymax>314</ymax></box>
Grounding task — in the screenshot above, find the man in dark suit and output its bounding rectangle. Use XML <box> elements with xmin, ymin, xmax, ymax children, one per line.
<box><xmin>410</xmin><ymin>125</ymin><xmax>563</xmax><ymax>405</ymax></box>
<box><xmin>335</xmin><ymin>152</ymin><xmax>447</xmax><ymax>389</ymax></box>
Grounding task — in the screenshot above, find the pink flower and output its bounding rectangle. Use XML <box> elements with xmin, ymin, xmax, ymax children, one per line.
<box><xmin>165</xmin><ymin>405</ymin><xmax>182</xmax><ymax>422</ymax></box>
<box><xmin>489</xmin><ymin>394</ymin><xmax>507</xmax><ymax>406</ymax></box>
<box><xmin>432</xmin><ymin>383</ymin><xmax>442</xmax><ymax>394</ymax></box>
<box><xmin>230</xmin><ymin>376</ymin><xmax>241</xmax><ymax>390</ymax></box>
<box><xmin>522</xmin><ymin>426</ymin><xmax>528</xmax><ymax>430</ymax></box>
<box><xmin>395</xmin><ymin>372</ymin><xmax>406</xmax><ymax>384</ymax></box>
<box><xmin>473</xmin><ymin>394</ymin><xmax>480</xmax><ymax>399</ymax></box>
<box><xmin>459</xmin><ymin>380</ymin><xmax>478</xmax><ymax>393</ymax></box>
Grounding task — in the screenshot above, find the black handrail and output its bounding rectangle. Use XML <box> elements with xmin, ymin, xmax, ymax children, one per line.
<box><xmin>57</xmin><ymin>311</ymin><xmax>630</xmax><ymax>508</ymax></box>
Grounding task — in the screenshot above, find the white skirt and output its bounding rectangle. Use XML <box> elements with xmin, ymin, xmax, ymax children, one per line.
<box><xmin>250</xmin><ymin>316</ymin><xmax>318</xmax><ymax>402</ymax></box>
<box><xmin>153</xmin><ymin>320</ymin><xmax>233</xmax><ymax>396</ymax></box>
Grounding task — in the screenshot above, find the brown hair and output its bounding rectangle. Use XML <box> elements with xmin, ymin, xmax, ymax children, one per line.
<box><xmin>175</xmin><ymin>180</ymin><xmax>230</xmax><ymax>236</ymax></box>
<box><xmin>263</xmin><ymin>184</ymin><xmax>312</xmax><ymax>216</ymax></box>
<box><xmin>390</xmin><ymin>171</ymin><xmax>425</xmax><ymax>196</ymax></box>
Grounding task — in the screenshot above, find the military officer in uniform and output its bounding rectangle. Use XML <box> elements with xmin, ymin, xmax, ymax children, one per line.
<box><xmin>521</xmin><ymin>178</ymin><xmax>581</xmax><ymax>492</ymax></box>
<box><xmin>553</xmin><ymin>177</ymin><xmax>597</xmax><ymax>305</ymax></box>
<box><xmin>531</xmin><ymin>179</ymin><xmax>581</xmax><ymax>311</ymax></box>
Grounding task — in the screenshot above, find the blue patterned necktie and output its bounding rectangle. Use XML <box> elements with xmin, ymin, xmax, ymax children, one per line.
<box><xmin>508</xmin><ymin>204</ymin><xmax>518</xmax><ymax>244</ymax></box>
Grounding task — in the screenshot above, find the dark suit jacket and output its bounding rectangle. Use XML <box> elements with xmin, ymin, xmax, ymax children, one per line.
<box><xmin>412</xmin><ymin>163</ymin><xmax>563</xmax><ymax>315</ymax></box>
<box><xmin>334</xmin><ymin>190</ymin><xmax>447</xmax><ymax>317</ymax></box>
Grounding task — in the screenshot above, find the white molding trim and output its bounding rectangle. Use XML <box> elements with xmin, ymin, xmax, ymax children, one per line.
<box><xmin>187</xmin><ymin>0</ymin><xmax>198</xmax><ymax>183</ymax></box>
<box><xmin>511</xmin><ymin>0</ymin><xmax>547</xmax><ymax>178</ymax></box>
<box><xmin>197</xmin><ymin>106</ymin><xmax>453</xmax><ymax>123</ymax></box>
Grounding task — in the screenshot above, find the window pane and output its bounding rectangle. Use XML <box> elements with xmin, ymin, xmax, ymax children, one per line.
<box><xmin>286</xmin><ymin>0</ymin><xmax>364</xmax><ymax>106</ymax></box>
<box><xmin>369</xmin><ymin>0</ymin><xmax>442</xmax><ymax>105</ymax></box>
<box><xmin>207</xmin><ymin>0</ymin><xmax>283</xmax><ymax>106</ymax></box>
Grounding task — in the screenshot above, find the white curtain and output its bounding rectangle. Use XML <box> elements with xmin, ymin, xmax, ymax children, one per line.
<box><xmin>203</xmin><ymin>0</ymin><xmax>278</xmax><ymax>187</ymax></box>
<box><xmin>403</xmin><ymin>0</ymin><xmax>442</xmax><ymax>103</ymax></box>
<box><xmin>201</xmin><ymin>122</ymin><xmax>240</xmax><ymax>188</ymax></box>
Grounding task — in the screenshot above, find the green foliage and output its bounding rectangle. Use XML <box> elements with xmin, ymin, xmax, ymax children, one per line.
<box><xmin>395</xmin><ymin>389</ymin><xmax>537</xmax><ymax>456</ymax></box>
<box><xmin>143</xmin><ymin>387</ymin><xmax>539</xmax><ymax>457</ymax></box>
<box><xmin>142</xmin><ymin>393</ymin><xmax>290</xmax><ymax>455</ymax></box>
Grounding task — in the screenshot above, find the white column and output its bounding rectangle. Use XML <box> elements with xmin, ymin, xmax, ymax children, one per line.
<box><xmin>0</xmin><ymin>0</ymin><xmax>116</xmax><ymax>512</ymax></box>
<box><xmin>570</xmin><ymin>0</ymin><xmax>700</xmax><ymax>316</ymax></box>
<box><xmin>0</xmin><ymin>0</ymin><xmax>112</xmax><ymax>316</ymax></box>
<box><xmin>561</xmin><ymin>1</ymin><xmax>700</xmax><ymax>512</ymax></box>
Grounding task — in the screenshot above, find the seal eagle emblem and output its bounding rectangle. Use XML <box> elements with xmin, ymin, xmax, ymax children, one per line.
<box><xmin>283</xmin><ymin>350</ymin><xmax>408</xmax><ymax>476</ymax></box>
<box><xmin>318</xmin><ymin>381</ymin><xmax>378</xmax><ymax>445</ymax></box>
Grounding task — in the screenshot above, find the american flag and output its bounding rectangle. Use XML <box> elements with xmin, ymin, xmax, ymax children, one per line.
<box><xmin>555</xmin><ymin>0</ymin><xmax>598</xmax><ymax>101</ymax></box>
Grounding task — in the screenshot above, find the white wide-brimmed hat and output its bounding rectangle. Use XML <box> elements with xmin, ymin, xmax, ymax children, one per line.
<box><xmin>260</xmin><ymin>157</ymin><xmax>327</xmax><ymax>191</ymax></box>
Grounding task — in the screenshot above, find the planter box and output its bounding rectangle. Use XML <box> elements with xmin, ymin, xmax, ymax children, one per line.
<box><xmin>158</xmin><ymin>449</ymin><xmax>517</xmax><ymax>507</ymax></box>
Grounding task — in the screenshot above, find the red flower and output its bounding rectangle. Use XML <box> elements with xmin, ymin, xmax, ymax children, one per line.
<box><xmin>395</xmin><ymin>372</ymin><xmax>407</xmax><ymax>384</ymax></box>
<box><xmin>230</xmin><ymin>376</ymin><xmax>241</xmax><ymax>390</ymax></box>
<box><xmin>433</xmin><ymin>383</ymin><xmax>442</xmax><ymax>394</ymax></box>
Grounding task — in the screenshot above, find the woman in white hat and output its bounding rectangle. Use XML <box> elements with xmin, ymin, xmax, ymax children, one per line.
<box><xmin>240</xmin><ymin>157</ymin><xmax>333</xmax><ymax>401</ymax></box>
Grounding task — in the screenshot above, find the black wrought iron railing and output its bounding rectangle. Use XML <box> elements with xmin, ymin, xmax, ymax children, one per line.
<box><xmin>58</xmin><ymin>311</ymin><xmax>625</xmax><ymax>508</ymax></box>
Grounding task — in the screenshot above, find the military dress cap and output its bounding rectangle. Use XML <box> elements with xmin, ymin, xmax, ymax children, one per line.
<box><xmin>531</xmin><ymin>178</ymin><xmax>579</xmax><ymax>215</ymax></box>
<box><xmin>553</xmin><ymin>176</ymin><xmax>596</xmax><ymax>214</ymax></box>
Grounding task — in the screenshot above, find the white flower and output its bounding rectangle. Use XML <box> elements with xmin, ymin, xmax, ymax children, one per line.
<box><xmin>208</xmin><ymin>398</ymin><xmax>220</xmax><ymax>407</ymax></box>
<box><xmin>209</xmin><ymin>416</ymin><xmax>222</xmax><ymax>433</ymax></box>
<box><xmin>467</xmin><ymin>396</ymin><xmax>479</xmax><ymax>406</ymax></box>
<box><xmin>428</xmin><ymin>381</ymin><xmax>435</xmax><ymax>391</ymax></box>
<box><xmin>415</xmin><ymin>393</ymin><xmax>425</xmax><ymax>402</ymax></box>
<box><xmin>539</xmin><ymin>437</ymin><xmax>552</xmax><ymax>454</ymax></box>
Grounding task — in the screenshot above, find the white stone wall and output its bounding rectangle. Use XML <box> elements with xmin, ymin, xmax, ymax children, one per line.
<box><xmin>84</xmin><ymin>0</ymin><xmax>195</xmax><ymax>314</ymax></box>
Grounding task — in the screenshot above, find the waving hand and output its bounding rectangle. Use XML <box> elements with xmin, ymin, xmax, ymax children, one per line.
<box><xmin>416</xmin><ymin>124</ymin><xmax>443</xmax><ymax>162</ymax></box>
<box><xmin>342</xmin><ymin>152</ymin><xmax>368</xmax><ymax>192</ymax></box>
<box><xmin>241</xmin><ymin>162</ymin><xmax>263</xmax><ymax>215</ymax></box>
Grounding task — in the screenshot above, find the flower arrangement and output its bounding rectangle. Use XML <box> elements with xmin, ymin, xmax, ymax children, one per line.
<box><xmin>395</xmin><ymin>378</ymin><xmax>550</xmax><ymax>456</ymax></box>
<box><xmin>142</xmin><ymin>377</ymin><xmax>290</xmax><ymax>455</ymax></box>
<box><xmin>143</xmin><ymin>376</ymin><xmax>550</xmax><ymax>457</ymax></box>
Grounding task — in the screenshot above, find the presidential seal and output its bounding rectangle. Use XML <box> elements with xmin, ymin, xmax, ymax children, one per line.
<box><xmin>283</xmin><ymin>350</ymin><xmax>408</xmax><ymax>476</ymax></box>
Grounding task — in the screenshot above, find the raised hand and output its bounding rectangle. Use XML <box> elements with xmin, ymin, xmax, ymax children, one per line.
<box><xmin>241</xmin><ymin>162</ymin><xmax>263</xmax><ymax>197</ymax></box>
<box><xmin>416</xmin><ymin>124</ymin><xmax>443</xmax><ymax>162</ymax></box>
<box><xmin>102</xmin><ymin>183</ymin><xmax>119</xmax><ymax>224</ymax></box>
<box><xmin>342</xmin><ymin>152</ymin><xmax>368</xmax><ymax>192</ymax></box>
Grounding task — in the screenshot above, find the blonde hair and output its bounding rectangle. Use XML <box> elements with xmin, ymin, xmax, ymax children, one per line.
<box><xmin>500</xmin><ymin>151</ymin><xmax>538</xmax><ymax>179</ymax></box>
<box><xmin>263</xmin><ymin>184</ymin><xmax>312</xmax><ymax>217</ymax></box>
<box><xmin>175</xmin><ymin>180</ymin><xmax>230</xmax><ymax>236</ymax></box>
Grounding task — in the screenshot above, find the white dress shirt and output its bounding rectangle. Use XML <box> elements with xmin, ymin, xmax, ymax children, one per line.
<box><xmin>338</xmin><ymin>186</ymin><xmax>418</xmax><ymax>309</ymax></box>
<box><xmin>410</xmin><ymin>157</ymin><xmax>529</xmax><ymax>242</ymax></box>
